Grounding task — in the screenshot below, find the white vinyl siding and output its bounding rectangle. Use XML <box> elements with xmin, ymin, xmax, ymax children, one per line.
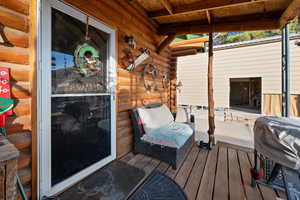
<box><xmin>177</xmin><ymin>39</ymin><xmax>300</xmax><ymax>109</ymax></box>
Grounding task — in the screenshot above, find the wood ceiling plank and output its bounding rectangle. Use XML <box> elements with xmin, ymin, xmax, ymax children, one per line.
<box><xmin>158</xmin><ymin>18</ymin><xmax>280</xmax><ymax>35</ymax></box>
<box><xmin>206</xmin><ymin>10</ymin><xmax>212</xmax><ymax>24</ymax></box>
<box><xmin>159</xmin><ymin>0</ymin><xmax>173</xmax><ymax>15</ymax></box>
<box><xmin>279</xmin><ymin>0</ymin><xmax>300</xmax><ymax>27</ymax></box>
<box><xmin>149</xmin><ymin>0</ymin><xmax>267</xmax><ymax>18</ymax></box>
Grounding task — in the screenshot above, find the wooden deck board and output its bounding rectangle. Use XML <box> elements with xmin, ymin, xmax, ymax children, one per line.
<box><xmin>155</xmin><ymin>161</ymin><xmax>170</xmax><ymax>173</ymax></box>
<box><xmin>184</xmin><ymin>150</ymin><xmax>208</xmax><ymax>200</ymax></box>
<box><xmin>237</xmin><ymin>151</ymin><xmax>263</xmax><ymax>200</ymax></box>
<box><xmin>175</xmin><ymin>146</ymin><xmax>199</xmax><ymax>188</ymax></box>
<box><xmin>196</xmin><ymin>144</ymin><xmax>218</xmax><ymax>200</ymax></box>
<box><xmin>165</xmin><ymin>144</ymin><xmax>194</xmax><ymax>178</ymax></box>
<box><xmin>213</xmin><ymin>147</ymin><xmax>229</xmax><ymax>200</ymax></box>
<box><xmin>124</xmin><ymin>143</ymin><xmax>286</xmax><ymax>200</ymax></box>
<box><xmin>228</xmin><ymin>148</ymin><xmax>245</xmax><ymax>200</ymax></box>
<box><xmin>247</xmin><ymin>152</ymin><xmax>279</xmax><ymax>200</ymax></box>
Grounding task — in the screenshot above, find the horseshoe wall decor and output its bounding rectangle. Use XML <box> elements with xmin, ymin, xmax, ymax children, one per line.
<box><xmin>0</xmin><ymin>23</ymin><xmax>13</xmax><ymax>47</ymax></box>
<box><xmin>162</xmin><ymin>72</ymin><xmax>169</xmax><ymax>89</ymax></box>
<box><xmin>142</xmin><ymin>63</ymin><xmax>158</xmax><ymax>91</ymax></box>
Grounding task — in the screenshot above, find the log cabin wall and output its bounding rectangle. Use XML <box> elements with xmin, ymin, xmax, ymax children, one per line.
<box><xmin>0</xmin><ymin>0</ymin><xmax>176</xmax><ymax>199</ymax></box>
<box><xmin>0</xmin><ymin>0</ymin><xmax>36</xmax><ymax>199</ymax></box>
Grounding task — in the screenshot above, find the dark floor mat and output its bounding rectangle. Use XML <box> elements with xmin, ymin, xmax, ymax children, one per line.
<box><xmin>56</xmin><ymin>161</ymin><xmax>145</xmax><ymax>200</ymax></box>
<box><xmin>128</xmin><ymin>171</ymin><xmax>187</xmax><ymax>200</ymax></box>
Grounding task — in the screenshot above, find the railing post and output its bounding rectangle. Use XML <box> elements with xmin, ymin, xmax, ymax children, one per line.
<box><xmin>208</xmin><ymin>32</ymin><xmax>215</xmax><ymax>146</ymax></box>
<box><xmin>0</xmin><ymin>136</ymin><xmax>19</xmax><ymax>200</ymax></box>
<box><xmin>281</xmin><ymin>24</ymin><xmax>290</xmax><ymax>117</ymax></box>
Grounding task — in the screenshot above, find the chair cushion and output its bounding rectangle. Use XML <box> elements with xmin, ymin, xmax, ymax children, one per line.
<box><xmin>141</xmin><ymin>122</ymin><xmax>193</xmax><ymax>148</ymax></box>
<box><xmin>137</xmin><ymin>104</ymin><xmax>174</xmax><ymax>134</ymax></box>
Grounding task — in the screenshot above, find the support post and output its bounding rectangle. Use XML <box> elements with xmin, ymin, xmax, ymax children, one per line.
<box><xmin>281</xmin><ymin>24</ymin><xmax>290</xmax><ymax>117</ymax></box>
<box><xmin>208</xmin><ymin>32</ymin><xmax>215</xmax><ymax>146</ymax></box>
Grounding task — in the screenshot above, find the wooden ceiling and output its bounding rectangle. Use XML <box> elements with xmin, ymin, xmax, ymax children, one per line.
<box><xmin>132</xmin><ymin>0</ymin><xmax>300</xmax><ymax>35</ymax></box>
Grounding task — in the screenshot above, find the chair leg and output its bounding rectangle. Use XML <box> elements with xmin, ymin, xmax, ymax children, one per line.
<box><xmin>172</xmin><ymin>164</ymin><xmax>177</xmax><ymax>170</ymax></box>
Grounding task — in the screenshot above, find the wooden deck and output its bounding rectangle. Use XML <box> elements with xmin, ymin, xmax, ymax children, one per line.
<box><xmin>122</xmin><ymin>142</ymin><xmax>287</xmax><ymax>200</ymax></box>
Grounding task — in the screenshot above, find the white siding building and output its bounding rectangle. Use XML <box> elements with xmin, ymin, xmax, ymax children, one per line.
<box><xmin>177</xmin><ymin>35</ymin><xmax>300</xmax><ymax>115</ymax></box>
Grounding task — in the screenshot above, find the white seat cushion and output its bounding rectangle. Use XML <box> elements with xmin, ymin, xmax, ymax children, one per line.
<box><xmin>137</xmin><ymin>104</ymin><xmax>174</xmax><ymax>134</ymax></box>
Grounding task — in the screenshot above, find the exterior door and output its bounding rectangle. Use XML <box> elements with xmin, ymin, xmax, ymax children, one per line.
<box><xmin>39</xmin><ymin>0</ymin><xmax>116</xmax><ymax>197</ymax></box>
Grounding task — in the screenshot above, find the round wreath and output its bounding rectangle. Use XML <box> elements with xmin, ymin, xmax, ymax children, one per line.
<box><xmin>74</xmin><ymin>43</ymin><xmax>103</xmax><ymax>77</ymax></box>
<box><xmin>142</xmin><ymin>63</ymin><xmax>158</xmax><ymax>91</ymax></box>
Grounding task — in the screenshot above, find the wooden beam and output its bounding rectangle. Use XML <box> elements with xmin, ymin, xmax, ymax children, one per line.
<box><xmin>206</xmin><ymin>10</ymin><xmax>212</xmax><ymax>24</ymax></box>
<box><xmin>170</xmin><ymin>37</ymin><xmax>209</xmax><ymax>47</ymax></box>
<box><xmin>159</xmin><ymin>0</ymin><xmax>173</xmax><ymax>15</ymax></box>
<box><xmin>158</xmin><ymin>18</ymin><xmax>280</xmax><ymax>35</ymax></box>
<box><xmin>171</xmin><ymin>49</ymin><xmax>197</xmax><ymax>57</ymax></box>
<box><xmin>157</xmin><ymin>34</ymin><xmax>176</xmax><ymax>53</ymax></box>
<box><xmin>279</xmin><ymin>0</ymin><xmax>300</xmax><ymax>28</ymax></box>
<box><xmin>149</xmin><ymin>0</ymin><xmax>266</xmax><ymax>18</ymax></box>
<box><xmin>207</xmin><ymin>32</ymin><xmax>215</xmax><ymax>146</ymax></box>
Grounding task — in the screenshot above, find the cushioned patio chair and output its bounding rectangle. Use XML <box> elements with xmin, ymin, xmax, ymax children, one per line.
<box><xmin>129</xmin><ymin>104</ymin><xmax>194</xmax><ymax>169</ymax></box>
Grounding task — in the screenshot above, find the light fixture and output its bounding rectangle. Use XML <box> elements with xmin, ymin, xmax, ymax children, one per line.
<box><xmin>124</xmin><ymin>35</ymin><xmax>136</xmax><ymax>49</ymax></box>
<box><xmin>176</xmin><ymin>81</ymin><xmax>183</xmax><ymax>93</ymax></box>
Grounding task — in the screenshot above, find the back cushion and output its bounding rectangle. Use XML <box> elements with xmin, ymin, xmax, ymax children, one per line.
<box><xmin>137</xmin><ymin>104</ymin><xmax>174</xmax><ymax>134</ymax></box>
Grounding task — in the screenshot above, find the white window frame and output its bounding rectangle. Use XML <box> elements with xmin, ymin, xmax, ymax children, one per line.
<box><xmin>38</xmin><ymin>0</ymin><xmax>117</xmax><ymax>197</ymax></box>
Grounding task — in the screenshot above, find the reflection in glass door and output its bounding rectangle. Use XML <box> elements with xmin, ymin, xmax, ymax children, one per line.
<box><xmin>40</xmin><ymin>0</ymin><xmax>116</xmax><ymax>197</ymax></box>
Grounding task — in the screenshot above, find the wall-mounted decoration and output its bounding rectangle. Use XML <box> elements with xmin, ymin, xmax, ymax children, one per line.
<box><xmin>0</xmin><ymin>67</ymin><xmax>13</xmax><ymax>127</ymax></box>
<box><xmin>162</xmin><ymin>72</ymin><xmax>169</xmax><ymax>89</ymax></box>
<box><xmin>176</xmin><ymin>81</ymin><xmax>183</xmax><ymax>93</ymax></box>
<box><xmin>142</xmin><ymin>99</ymin><xmax>150</xmax><ymax>106</ymax></box>
<box><xmin>73</xmin><ymin>16</ymin><xmax>103</xmax><ymax>77</ymax></box>
<box><xmin>0</xmin><ymin>23</ymin><xmax>13</xmax><ymax>47</ymax></box>
<box><xmin>124</xmin><ymin>35</ymin><xmax>136</xmax><ymax>49</ymax></box>
<box><xmin>142</xmin><ymin>63</ymin><xmax>158</xmax><ymax>91</ymax></box>
<box><xmin>126</xmin><ymin>49</ymin><xmax>150</xmax><ymax>71</ymax></box>
<box><xmin>74</xmin><ymin>42</ymin><xmax>103</xmax><ymax>77</ymax></box>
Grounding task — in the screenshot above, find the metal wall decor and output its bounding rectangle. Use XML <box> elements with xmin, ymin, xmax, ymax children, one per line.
<box><xmin>162</xmin><ymin>72</ymin><xmax>169</xmax><ymax>89</ymax></box>
<box><xmin>142</xmin><ymin>63</ymin><xmax>158</xmax><ymax>91</ymax></box>
<box><xmin>0</xmin><ymin>23</ymin><xmax>13</xmax><ymax>47</ymax></box>
<box><xmin>124</xmin><ymin>35</ymin><xmax>136</xmax><ymax>49</ymax></box>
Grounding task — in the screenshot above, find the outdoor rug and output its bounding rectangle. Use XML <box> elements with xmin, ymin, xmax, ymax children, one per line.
<box><xmin>56</xmin><ymin>161</ymin><xmax>145</xmax><ymax>200</ymax></box>
<box><xmin>128</xmin><ymin>171</ymin><xmax>187</xmax><ymax>200</ymax></box>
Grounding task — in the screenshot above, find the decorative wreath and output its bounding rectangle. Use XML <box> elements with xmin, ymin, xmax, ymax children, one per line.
<box><xmin>162</xmin><ymin>72</ymin><xmax>169</xmax><ymax>89</ymax></box>
<box><xmin>142</xmin><ymin>63</ymin><xmax>158</xmax><ymax>91</ymax></box>
<box><xmin>74</xmin><ymin>43</ymin><xmax>103</xmax><ymax>77</ymax></box>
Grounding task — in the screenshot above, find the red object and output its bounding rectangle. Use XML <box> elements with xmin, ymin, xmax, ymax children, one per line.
<box><xmin>0</xmin><ymin>67</ymin><xmax>12</xmax><ymax>128</ymax></box>
<box><xmin>0</xmin><ymin>114</ymin><xmax>7</xmax><ymax>128</ymax></box>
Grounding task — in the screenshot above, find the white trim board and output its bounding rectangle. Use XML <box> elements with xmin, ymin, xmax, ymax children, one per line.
<box><xmin>38</xmin><ymin>0</ymin><xmax>117</xmax><ymax>198</ymax></box>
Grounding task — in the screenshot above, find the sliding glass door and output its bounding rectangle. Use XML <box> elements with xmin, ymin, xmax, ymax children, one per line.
<box><xmin>40</xmin><ymin>0</ymin><xmax>116</xmax><ymax>197</ymax></box>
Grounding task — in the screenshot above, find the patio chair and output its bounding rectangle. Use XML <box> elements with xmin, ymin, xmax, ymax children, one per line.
<box><xmin>129</xmin><ymin>104</ymin><xmax>194</xmax><ymax>169</ymax></box>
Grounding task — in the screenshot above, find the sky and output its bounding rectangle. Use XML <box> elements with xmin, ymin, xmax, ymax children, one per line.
<box><xmin>51</xmin><ymin>51</ymin><xmax>74</xmax><ymax>70</ymax></box>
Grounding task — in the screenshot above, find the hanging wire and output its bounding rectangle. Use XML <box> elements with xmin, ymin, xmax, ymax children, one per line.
<box><xmin>85</xmin><ymin>16</ymin><xmax>89</xmax><ymax>41</ymax></box>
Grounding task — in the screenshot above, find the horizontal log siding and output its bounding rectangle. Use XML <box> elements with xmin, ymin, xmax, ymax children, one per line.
<box><xmin>0</xmin><ymin>0</ymin><xmax>32</xmax><ymax>198</ymax></box>
<box><xmin>4</xmin><ymin>1</ymin><xmax>175</xmax><ymax>198</ymax></box>
<box><xmin>62</xmin><ymin>1</ymin><xmax>174</xmax><ymax>157</ymax></box>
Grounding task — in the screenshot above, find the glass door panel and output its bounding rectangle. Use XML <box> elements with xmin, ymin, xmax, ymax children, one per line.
<box><xmin>50</xmin><ymin>8</ymin><xmax>112</xmax><ymax>186</ymax></box>
<box><xmin>51</xmin><ymin>9</ymin><xmax>109</xmax><ymax>94</ymax></box>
